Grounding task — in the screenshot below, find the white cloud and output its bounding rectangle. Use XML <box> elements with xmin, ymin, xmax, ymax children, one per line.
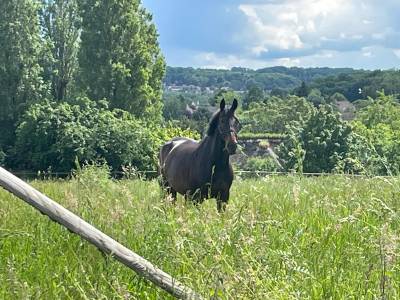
<box><xmin>275</xmin><ymin>57</ymin><xmax>301</xmax><ymax>67</ymax></box>
<box><xmin>238</xmin><ymin>4</ymin><xmax>304</xmax><ymax>50</ymax></box>
<box><xmin>237</xmin><ymin>0</ymin><xmax>395</xmax><ymax>59</ymax></box>
<box><xmin>146</xmin><ymin>0</ymin><xmax>400</xmax><ymax>69</ymax></box>
<box><xmin>238</xmin><ymin>0</ymin><xmax>350</xmax><ymax>53</ymax></box>
<box><xmin>194</xmin><ymin>52</ymin><xmax>265</xmax><ymax>69</ymax></box>
<box><xmin>194</xmin><ymin>51</ymin><xmax>302</xmax><ymax>69</ymax></box>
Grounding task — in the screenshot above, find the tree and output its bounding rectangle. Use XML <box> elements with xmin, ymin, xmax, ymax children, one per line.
<box><xmin>209</xmin><ymin>89</ymin><xmax>240</xmax><ymax>107</ymax></box>
<box><xmin>0</xmin><ymin>0</ymin><xmax>49</xmax><ymax>147</ymax></box>
<box><xmin>356</xmin><ymin>92</ymin><xmax>400</xmax><ymax>129</ymax></box>
<box><xmin>351</xmin><ymin>92</ymin><xmax>400</xmax><ymax>174</ymax></box>
<box><xmin>295</xmin><ymin>81</ymin><xmax>309</xmax><ymax>97</ymax></box>
<box><xmin>162</xmin><ymin>94</ymin><xmax>187</xmax><ymax>120</ymax></box>
<box><xmin>329</xmin><ymin>92</ymin><xmax>347</xmax><ymax>103</ymax></box>
<box><xmin>269</xmin><ymin>88</ymin><xmax>289</xmax><ymax>98</ymax></box>
<box><xmin>307</xmin><ymin>88</ymin><xmax>325</xmax><ymax>106</ymax></box>
<box><xmin>243</xmin><ymin>84</ymin><xmax>264</xmax><ymax>109</ymax></box>
<box><xmin>279</xmin><ymin>105</ymin><xmax>353</xmax><ymax>173</ymax></box>
<box><xmin>78</xmin><ymin>0</ymin><xmax>165</xmax><ymax>121</ymax></box>
<box><xmin>240</xmin><ymin>96</ymin><xmax>314</xmax><ymax>134</ymax></box>
<box><xmin>40</xmin><ymin>0</ymin><xmax>81</xmax><ymax>102</ymax></box>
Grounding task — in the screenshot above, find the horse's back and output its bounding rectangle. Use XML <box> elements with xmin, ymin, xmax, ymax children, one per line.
<box><xmin>159</xmin><ymin>137</ymin><xmax>201</xmax><ymax>193</ymax></box>
<box><xmin>159</xmin><ymin>137</ymin><xmax>197</xmax><ymax>173</ymax></box>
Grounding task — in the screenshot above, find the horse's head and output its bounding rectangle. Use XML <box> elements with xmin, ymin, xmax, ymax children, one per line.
<box><xmin>217</xmin><ymin>98</ymin><xmax>241</xmax><ymax>155</ymax></box>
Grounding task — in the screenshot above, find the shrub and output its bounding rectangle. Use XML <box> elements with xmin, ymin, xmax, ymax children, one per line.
<box><xmin>240</xmin><ymin>95</ymin><xmax>313</xmax><ymax>134</ymax></box>
<box><xmin>278</xmin><ymin>105</ymin><xmax>353</xmax><ymax>173</ymax></box>
<box><xmin>241</xmin><ymin>156</ymin><xmax>279</xmax><ymax>172</ymax></box>
<box><xmin>12</xmin><ymin>98</ymin><xmax>199</xmax><ymax>173</ymax></box>
<box><xmin>351</xmin><ymin>92</ymin><xmax>400</xmax><ymax>175</ymax></box>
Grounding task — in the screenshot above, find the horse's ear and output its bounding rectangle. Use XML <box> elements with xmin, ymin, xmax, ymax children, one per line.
<box><xmin>230</xmin><ymin>98</ymin><xmax>238</xmax><ymax>113</ymax></box>
<box><xmin>220</xmin><ymin>98</ymin><xmax>226</xmax><ymax>111</ymax></box>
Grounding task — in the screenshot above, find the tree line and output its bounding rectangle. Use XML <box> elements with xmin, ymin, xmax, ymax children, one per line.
<box><xmin>165</xmin><ymin>66</ymin><xmax>354</xmax><ymax>92</ymax></box>
<box><xmin>165</xmin><ymin>66</ymin><xmax>400</xmax><ymax>102</ymax></box>
<box><xmin>0</xmin><ymin>0</ymin><xmax>197</xmax><ymax>173</ymax></box>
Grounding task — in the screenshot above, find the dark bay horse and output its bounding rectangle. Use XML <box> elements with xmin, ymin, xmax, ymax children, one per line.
<box><xmin>159</xmin><ymin>99</ymin><xmax>240</xmax><ymax>212</ymax></box>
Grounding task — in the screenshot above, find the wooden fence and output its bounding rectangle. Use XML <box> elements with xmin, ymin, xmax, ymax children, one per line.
<box><xmin>0</xmin><ymin>167</ymin><xmax>202</xmax><ymax>300</ymax></box>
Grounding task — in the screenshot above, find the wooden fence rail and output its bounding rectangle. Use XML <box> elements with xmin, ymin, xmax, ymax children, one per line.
<box><xmin>0</xmin><ymin>167</ymin><xmax>202</xmax><ymax>300</ymax></box>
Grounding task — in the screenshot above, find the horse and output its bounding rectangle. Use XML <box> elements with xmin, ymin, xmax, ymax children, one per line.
<box><xmin>159</xmin><ymin>98</ymin><xmax>240</xmax><ymax>212</ymax></box>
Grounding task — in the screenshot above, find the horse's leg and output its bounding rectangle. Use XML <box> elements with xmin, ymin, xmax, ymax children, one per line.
<box><xmin>216</xmin><ymin>190</ymin><xmax>229</xmax><ymax>213</ymax></box>
<box><xmin>169</xmin><ymin>187</ymin><xmax>177</xmax><ymax>204</ymax></box>
<box><xmin>161</xmin><ymin>178</ymin><xmax>177</xmax><ymax>205</ymax></box>
<box><xmin>185</xmin><ymin>189</ymin><xmax>204</xmax><ymax>209</ymax></box>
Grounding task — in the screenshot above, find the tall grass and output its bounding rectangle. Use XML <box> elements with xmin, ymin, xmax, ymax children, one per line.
<box><xmin>0</xmin><ymin>168</ymin><xmax>399</xmax><ymax>299</ymax></box>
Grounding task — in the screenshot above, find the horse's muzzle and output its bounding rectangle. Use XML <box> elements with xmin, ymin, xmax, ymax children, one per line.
<box><xmin>227</xmin><ymin>142</ymin><xmax>237</xmax><ymax>154</ymax></box>
<box><xmin>225</xmin><ymin>132</ymin><xmax>238</xmax><ymax>154</ymax></box>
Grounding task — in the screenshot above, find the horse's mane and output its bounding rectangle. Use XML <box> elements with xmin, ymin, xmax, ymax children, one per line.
<box><xmin>207</xmin><ymin>110</ymin><xmax>220</xmax><ymax>136</ymax></box>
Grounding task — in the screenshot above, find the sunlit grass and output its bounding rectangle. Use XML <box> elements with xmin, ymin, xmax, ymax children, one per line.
<box><xmin>1</xmin><ymin>170</ymin><xmax>399</xmax><ymax>299</ymax></box>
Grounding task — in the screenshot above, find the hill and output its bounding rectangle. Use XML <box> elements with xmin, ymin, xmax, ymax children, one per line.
<box><xmin>164</xmin><ymin>66</ymin><xmax>355</xmax><ymax>92</ymax></box>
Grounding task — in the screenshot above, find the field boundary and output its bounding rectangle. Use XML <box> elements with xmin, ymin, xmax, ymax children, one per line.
<box><xmin>8</xmin><ymin>169</ymin><xmax>395</xmax><ymax>179</ymax></box>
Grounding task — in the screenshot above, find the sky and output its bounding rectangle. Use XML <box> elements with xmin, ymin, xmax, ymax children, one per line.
<box><xmin>141</xmin><ymin>0</ymin><xmax>400</xmax><ymax>70</ymax></box>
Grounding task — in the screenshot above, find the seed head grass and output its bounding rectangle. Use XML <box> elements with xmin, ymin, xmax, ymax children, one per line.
<box><xmin>0</xmin><ymin>170</ymin><xmax>399</xmax><ymax>299</ymax></box>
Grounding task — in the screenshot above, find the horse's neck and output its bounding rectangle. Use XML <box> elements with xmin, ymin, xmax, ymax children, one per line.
<box><xmin>197</xmin><ymin>133</ymin><xmax>229</xmax><ymax>170</ymax></box>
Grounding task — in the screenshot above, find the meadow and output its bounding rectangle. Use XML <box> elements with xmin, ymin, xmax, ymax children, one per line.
<box><xmin>0</xmin><ymin>167</ymin><xmax>399</xmax><ymax>299</ymax></box>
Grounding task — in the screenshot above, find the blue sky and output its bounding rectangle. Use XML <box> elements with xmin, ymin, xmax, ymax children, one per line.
<box><xmin>142</xmin><ymin>0</ymin><xmax>400</xmax><ymax>70</ymax></box>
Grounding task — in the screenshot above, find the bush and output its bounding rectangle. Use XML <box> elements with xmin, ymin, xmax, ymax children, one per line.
<box><xmin>240</xmin><ymin>95</ymin><xmax>313</xmax><ymax>134</ymax></box>
<box><xmin>12</xmin><ymin>98</ymin><xmax>199</xmax><ymax>173</ymax></box>
<box><xmin>278</xmin><ymin>105</ymin><xmax>353</xmax><ymax>173</ymax></box>
<box><xmin>351</xmin><ymin>92</ymin><xmax>400</xmax><ymax>175</ymax></box>
<box><xmin>241</xmin><ymin>156</ymin><xmax>279</xmax><ymax>172</ymax></box>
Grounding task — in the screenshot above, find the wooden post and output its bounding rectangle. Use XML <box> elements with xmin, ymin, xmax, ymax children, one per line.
<box><xmin>0</xmin><ymin>167</ymin><xmax>202</xmax><ymax>300</ymax></box>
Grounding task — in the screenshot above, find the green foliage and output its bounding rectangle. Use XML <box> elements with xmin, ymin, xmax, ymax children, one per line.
<box><xmin>209</xmin><ymin>89</ymin><xmax>241</xmax><ymax>107</ymax></box>
<box><xmin>240</xmin><ymin>95</ymin><xmax>314</xmax><ymax>134</ymax></box>
<box><xmin>165</xmin><ymin>66</ymin><xmax>354</xmax><ymax>91</ymax></box>
<box><xmin>12</xmin><ymin>99</ymin><xmax>198</xmax><ymax>173</ymax></box>
<box><xmin>241</xmin><ymin>156</ymin><xmax>279</xmax><ymax>172</ymax></box>
<box><xmin>279</xmin><ymin>105</ymin><xmax>353</xmax><ymax>173</ymax></box>
<box><xmin>277</xmin><ymin>93</ymin><xmax>400</xmax><ymax>175</ymax></box>
<box><xmin>0</xmin><ymin>0</ymin><xmax>49</xmax><ymax>123</ymax></box>
<box><xmin>78</xmin><ymin>0</ymin><xmax>165</xmax><ymax>121</ymax></box>
<box><xmin>310</xmin><ymin>70</ymin><xmax>400</xmax><ymax>101</ymax></box>
<box><xmin>238</xmin><ymin>132</ymin><xmax>285</xmax><ymax>140</ymax></box>
<box><xmin>356</xmin><ymin>92</ymin><xmax>400</xmax><ymax>128</ymax></box>
<box><xmin>329</xmin><ymin>92</ymin><xmax>348</xmax><ymax>103</ymax></box>
<box><xmin>150</xmin><ymin>121</ymin><xmax>200</xmax><ymax>148</ymax></box>
<box><xmin>307</xmin><ymin>88</ymin><xmax>326</xmax><ymax>106</ymax></box>
<box><xmin>161</xmin><ymin>91</ymin><xmax>213</xmax><ymax>135</ymax></box>
<box><xmin>351</xmin><ymin>92</ymin><xmax>400</xmax><ymax>175</ymax></box>
<box><xmin>1</xmin><ymin>176</ymin><xmax>399</xmax><ymax>298</ymax></box>
<box><xmin>242</xmin><ymin>84</ymin><xmax>265</xmax><ymax>109</ymax></box>
<box><xmin>182</xmin><ymin>108</ymin><xmax>212</xmax><ymax>136</ymax></box>
<box><xmin>340</xmin><ymin>125</ymin><xmax>394</xmax><ymax>175</ymax></box>
<box><xmin>294</xmin><ymin>81</ymin><xmax>309</xmax><ymax>97</ymax></box>
<box><xmin>165</xmin><ymin>67</ymin><xmax>400</xmax><ymax>106</ymax></box>
<box><xmin>162</xmin><ymin>94</ymin><xmax>187</xmax><ymax>120</ymax></box>
<box><xmin>40</xmin><ymin>0</ymin><xmax>81</xmax><ymax>101</ymax></box>
<box><xmin>73</xmin><ymin>161</ymin><xmax>112</xmax><ymax>186</ymax></box>
<box><xmin>0</xmin><ymin>149</ymin><xmax>5</xmax><ymax>167</ymax></box>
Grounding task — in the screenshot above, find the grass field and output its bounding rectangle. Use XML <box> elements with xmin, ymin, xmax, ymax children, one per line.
<box><xmin>1</xmin><ymin>167</ymin><xmax>399</xmax><ymax>299</ymax></box>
